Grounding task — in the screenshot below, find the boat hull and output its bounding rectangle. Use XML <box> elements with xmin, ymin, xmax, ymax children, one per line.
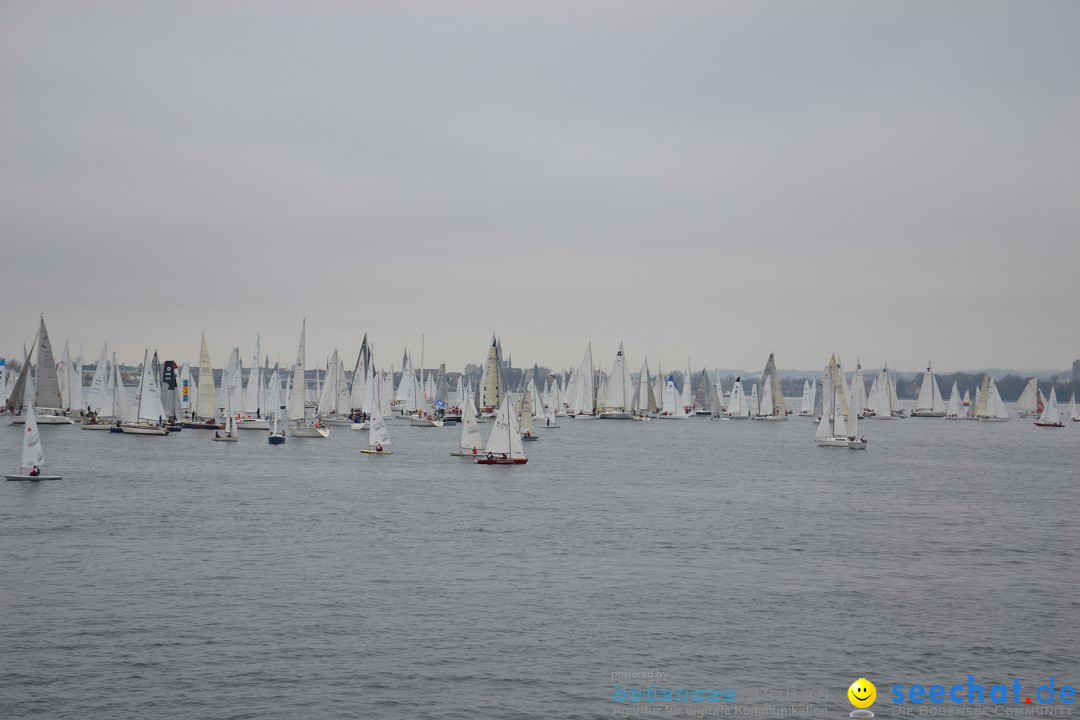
<box><xmin>360</xmin><ymin>449</ymin><xmax>394</xmax><ymax>454</ymax></box>
<box><xmin>408</xmin><ymin>418</ymin><xmax>444</xmax><ymax>427</ymax></box>
<box><xmin>11</xmin><ymin>414</ymin><xmax>74</xmax><ymax>425</ymax></box>
<box><xmin>5</xmin><ymin>474</ymin><xmax>62</xmax><ymax>481</ymax></box>
<box><xmin>475</xmin><ymin>457</ymin><xmax>528</xmax><ymax>465</ymax></box>
<box><xmin>1034</xmin><ymin>422</ymin><xmax>1064</xmax><ymax>427</ymax></box>
<box><xmin>909</xmin><ymin>411</ymin><xmax>945</xmax><ymax>418</ymax></box>
<box><xmin>450</xmin><ymin>450</ymin><xmax>481</xmax><ymax>457</ymax></box>
<box><xmin>848</xmin><ymin>439</ymin><xmax>868</xmax><ymax>449</ymax></box>
<box><xmin>236</xmin><ymin>419</ymin><xmax>270</xmax><ymax>430</ymax></box>
<box><xmin>212</xmin><ymin>435</ymin><xmax>239</xmax><ymax>442</ymax></box>
<box><xmin>267</xmin><ymin>435</ymin><xmax>286</xmax><ymax>445</ymax></box>
<box><xmin>120</xmin><ymin>424</ymin><xmax>169</xmax><ymax>435</ymax></box>
<box><xmin>815</xmin><ymin>437</ymin><xmax>849</xmax><ymax>447</ymax></box>
<box><xmin>80</xmin><ymin>422</ymin><xmax>115</xmax><ymax>430</ymax></box>
<box><xmin>181</xmin><ymin>421</ymin><xmax>223</xmax><ymax>430</ymax></box>
<box><xmin>597</xmin><ymin>411</ymin><xmax>633</xmax><ymax>420</ymax></box>
<box><xmin>290</xmin><ymin>426</ymin><xmax>329</xmax><ymax>438</ymax></box>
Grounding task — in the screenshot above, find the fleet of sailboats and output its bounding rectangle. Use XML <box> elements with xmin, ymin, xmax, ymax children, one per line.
<box><xmin>6</xmin><ymin>319</ymin><xmax>1080</xmax><ymax>476</ymax></box>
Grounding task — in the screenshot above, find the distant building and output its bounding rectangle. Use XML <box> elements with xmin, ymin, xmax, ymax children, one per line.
<box><xmin>1074</xmin><ymin>358</ymin><xmax>1080</xmax><ymax>384</ymax></box>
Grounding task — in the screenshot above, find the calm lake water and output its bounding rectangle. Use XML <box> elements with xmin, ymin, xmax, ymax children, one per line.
<box><xmin>2</xmin><ymin>412</ymin><xmax>1078</xmax><ymax>719</ymax></box>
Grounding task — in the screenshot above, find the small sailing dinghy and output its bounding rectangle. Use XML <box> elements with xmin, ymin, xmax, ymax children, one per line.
<box><xmin>360</xmin><ymin>406</ymin><xmax>394</xmax><ymax>454</ymax></box>
<box><xmin>5</xmin><ymin>405</ymin><xmax>61</xmax><ymax>481</ymax></box>
<box><xmin>518</xmin><ymin>387</ymin><xmax>539</xmax><ymax>441</ymax></box>
<box><xmin>1069</xmin><ymin>393</ymin><xmax>1080</xmax><ymax>422</ymax></box>
<box><xmin>450</xmin><ymin>397</ymin><xmax>484</xmax><ymax>456</ymax></box>
<box><xmin>1034</xmin><ymin>387</ymin><xmax>1064</xmax><ymax>427</ymax></box>
<box><xmin>476</xmin><ymin>395</ymin><xmax>528</xmax><ymax>464</ymax></box>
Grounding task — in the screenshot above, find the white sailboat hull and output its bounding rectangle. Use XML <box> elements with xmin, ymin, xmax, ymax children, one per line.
<box><xmin>212</xmin><ymin>435</ymin><xmax>239</xmax><ymax>442</ymax></box>
<box><xmin>80</xmin><ymin>421</ymin><xmax>115</xmax><ymax>430</ymax></box>
<box><xmin>236</xmin><ymin>418</ymin><xmax>270</xmax><ymax>430</ymax></box>
<box><xmin>597</xmin><ymin>411</ymin><xmax>633</xmax><ymax>420</ymax></box>
<box><xmin>815</xmin><ymin>437</ymin><xmax>849</xmax><ymax>447</ymax></box>
<box><xmin>408</xmin><ymin>417</ymin><xmax>444</xmax><ymax>427</ymax></box>
<box><xmin>120</xmin><ymin>423</ymin><xmax>169</xmax><ymax>435</ymax></box>
<box><xmin>6</xmin><ymin>473</ymin><xmax>62</xmax><ymax>481</ymax></box>
<box><xmin>752</xmin><ymin>415</ymin><xmax>787</xmax><ymax>421</ymax></box>
<box><xmin>11</xmin><ymin>414</ymin><xmax>74</xmax><ymax>425</ymax></box>
<box><xmin>290</xmin><ymin>426</ymin><xmax>329</xmax><ymax>438</ymax></box>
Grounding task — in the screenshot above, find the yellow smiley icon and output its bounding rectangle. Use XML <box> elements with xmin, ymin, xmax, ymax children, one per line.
<box><xmin>848</xmin><ymin>678</ymin><xmax>876</xmax><ymax>708</ymax></box>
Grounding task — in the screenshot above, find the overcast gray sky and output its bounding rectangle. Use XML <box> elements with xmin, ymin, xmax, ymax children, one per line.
<box><xmin>2</xmin><ymin>1</ymin><xmax>1078</xmax><ymax>374</ymax></box>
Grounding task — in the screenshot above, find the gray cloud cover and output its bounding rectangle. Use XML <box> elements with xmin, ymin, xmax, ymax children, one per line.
<box><xmin>2</xmin><ymin>1</ymin><xmax>1078</xmax><ymax>372</ymax></box>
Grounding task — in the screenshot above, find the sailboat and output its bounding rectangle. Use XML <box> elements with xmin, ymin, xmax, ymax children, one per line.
<box><xmin>121</xmin><ymin>350</ymin><xmax>169</xmax><ymax>435</ymax></box>
<box><xmin>910</xmin><ymin>362</ymin><xmax>946</xmax><ymax>417</ymax></box>
<box><xmin>268</xmin><ymin>368</ymin><xmax>286</xmax><ymax>445</ymax></box>
<box><xmin>847</xmin><ymin>391</ymin><xmax>867</xmax><ymax>449</ymax></box>
<box><xmin>1034</xmin><ymin>387</ymin><xmax>1064</xmax><ymax>427</ymax></box>
<box><xmin>1069</xmin><ymin>393</ymin><xmax>1080</xmax><ymax>422</ymax></box>
<box><xmin>631</xmin><ymin>359</ymin><xmax>657</xmax><ymax>421</ymax></box>
<box><xmin>945</xmin><ymin>382</ymin><xmax>965</xmax><ymax>420</ymax></box>
<box><xmin>288</xmin><ymin>321</ymin><xmax>329</xmax><ymax>438</ymax></box>
<box><xmin>183</xmin><ymin>332</ymin><xmax>220</xmax><ymax>428</ymax></box>
<box><xmin>657</xmin><ymin>373</ymin><xmax>688</xmax><ymax>419</ymax></box>
<box><xmin>725</xmin><ymin>377</ymin><xmax>751</xmax><ymax>419</ymax></box>
<box><xmin>797</xmin><ymin>380</ymin><xmax>815</xmax><ymax>417</ymax></box>
<box><xmin>360</xmin><ymin>404</ymin><xmax>393</xmax><ymax>454</ymax></box>
<box><xmin>815</xmin><ymin>386</ymin><xmax>850</xmax><ymax>447</ymax></box>
<box><xmin>5</xmin><ymin>405</ymin><xmax>62</xmax><ymax>480</ymax></box>
<box><xmin>1013</xmin><ymin>378</ymin><xmax>1040</xmax><ymax>418</ymax></box>
<box><xmin>450</xmin><ymin>396</ymin><xmax>484</xmax><ymax>456</ymax></box>
<box><xmin>753</xmin><ymin>354</ymin><xmax>788</xmax><ymax>420</ymax></box>
<box><xmin>518</xmin><ymin>386</ymin><xmax>538</xmax><ymax>440</ymax></box>
<box><xmin>9</xmin><ymin>316</ymin><xmax>74</xmax><ymax>424</ymax></box>
<box><xmin>476</xmin><ymin>395</ymin><xmax>528</xmax><ymax>464</ymax></box>
<box><xmin>598</xmin><ymin>343</ymin><xmax>634</xmax><ymax>419</ymax></box>
<box><xmin>972</xmin><ymin>375</ymin><xmax>1010</xmax><ymax>421</ymax></box>
<box><xmin>212</xmin><ymin>368</ymin><xmax>240</xmax><ymax>441</ymax></box>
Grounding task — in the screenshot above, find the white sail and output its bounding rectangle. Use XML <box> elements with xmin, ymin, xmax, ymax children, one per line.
<box><xmin>680</xmin><ymin>362</ymin><xmax>693</xmax><ymax>412</ymax></box>
<box><xmin>287</xmin><ymin>363</ymin><xmax>306</xmax><ymax>421</ymax></box>
<box><xmin>484</xmin><ymin>395</ymin><xmax>525</xmax><ymax>457</ymax></box>
<box><xmin>133</xmin><ymin>349</ymin><xmax>166</xmax><ymax>422</ymax></box>
<box><xmin>86</xmin><ymin>343</ymin><xmax>109</xmax><ymax>413</ymax></box>
<box><xmin>1069</xmin><ymin>393</ymin><xmax>1080</xmax><ymax>421</ymax></box>
<box><xmin>33</xmin><ymin>316</ymin><xmax>64</xmax><ymax>411</ymax></box>
<box><xmin>317</xmin><ymin>350</ymin><xmax>340</xmax><ymax>414</ymax></box>
<box><xmin>1037</xmin><ymin>387</ymin><xmax>1061</xmax><ymax>424</ymax></box>
<box><xmin>195</xmin><ymin>333</ymin><xmax>216</xmax><ymax>420</ymax></box>
<box><xmin>58</xmin><ymin>342</ymin><xmax>73</xmax><ymax>410</ymax></box>
<box><xmin>726</xmin><ymin>378</ymin><xmax>750</xmax><ymax>418</ymax></box>
<box><xmin>750</xmin><ymin>383</ymin><xmax>759</xmax><ymax>416</ymax></box>
<box><xmin>988</xmin><ymin>378</ymin><xmax>1010</xmax><ymax>419</ymax></box>
<box><xmin>1014</xmin><ymin>378</ymin><xmax>1039</xmax><ymax>414</ymax></box>
<box><xmin>661</xmin><ymin>374</ymin><xmax>686</xmax><ymax>417</ymax></box>
<box><xmin>111</xmin><ymin>354</ymin><xmax>128</xmax><ymax>422</ymax></box>
<box><xmin>848</xmin><ymin>360</ymin><xmax>867</xmax><ymax>416</ymax></box>
<box><xmin>21</xmin><ymin>405</ymin><xmax>46</xmax><ymax>473</ymax></box>
<box><xmin>914</xmin><ymin>362</ymin><xmax>945</xmax><ymax>414</ymax></box>
<box><xmin>519</xmin><ymin>385</ymin><xmax>535</xmax><ymax>434</ymax></box>
<box><xmin>946</xmin><ymin>382</ymin><xmax>961</xmax><ymax>417</ymax></box>
<box><xmin>575</xmin><ymin>343</ymin><xmax>595</xmax><ymax>414</ymax></box>
<box><xmin>459</xmin><ymin>396</ymin><xmax>483</xmax><ymax>450</ymax></box>
<box><xmin>757</xmin><ymin>381</ymin><xmax>773</xmax><ymax>417</ymax></box>
<box><xmin>799</xmin><ymin>380</ymin><xmax>813</xmax><ymax>414</ymax></box>
<box><xmin>226</xmin><ymin>349</ymin><xmax>244</xmax><ymax>417</ymax></box>
<box><xmin>761</xmin><ymin>352</ymin><xmax>787</xmax><ymax>417</ymax></box>
<box><xmin>368</xmin><ymin>406</ymin><xmax>392</xmax><ymax>448</ymax></box>
<box><xmin>601</xmin><ymin>343</ymin><xmax>633</xmax><ymax>412</ymax></box>
<box><xmin>242</xmin><ymin>338</ymin><xmax>262</xmax><ymax>414</ymax></box>
<box><xmin>480</xmin><ymin>336</ymin><xmax>503</xmax><ymax>411</ymax></box>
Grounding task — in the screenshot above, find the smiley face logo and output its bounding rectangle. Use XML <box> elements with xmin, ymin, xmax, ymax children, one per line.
<box><xmin>848</xmin><ymin>678</ymin><xmax>876</xmax><ymax>708</ymax></box>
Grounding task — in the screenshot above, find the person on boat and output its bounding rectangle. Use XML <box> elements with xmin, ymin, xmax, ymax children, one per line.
<box><xmin>486</xmin><ymin>452</ymin><xmax>494</xmax><ymax>460</ymax></box>
<box><xmin>215</xmin><ymin>431</ymin><xmax>221</xmax><ymax>438</ymax></box>
<box><xmin>375</xmin><ymin>443</ymin><xmax>383</xmax><ymax>452</ymax></box>
<box><xmin>29</xmin><ymin>465</ymin><xmax>40</xmax><ymax>477</ymax></box>
<box><xmin>472</xmin><ymin>447</ymin><xmax>477</xmax><ymax>455</ymax></box>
